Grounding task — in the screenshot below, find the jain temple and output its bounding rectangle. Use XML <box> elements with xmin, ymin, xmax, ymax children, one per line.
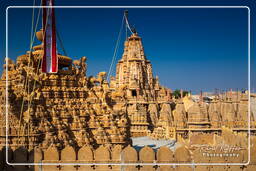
<box><xmin>0</xmin><ymin>8</ymin><xmax>256</xmax><ymax>171</ymax></box>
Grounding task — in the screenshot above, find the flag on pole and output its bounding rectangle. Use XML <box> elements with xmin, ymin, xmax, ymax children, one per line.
<box><xmin>42</xmin><ymin>0</ymin><xmax>58</xmax><ymax>73</ymax></box>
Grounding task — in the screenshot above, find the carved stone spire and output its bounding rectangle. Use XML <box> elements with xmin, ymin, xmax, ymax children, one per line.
<box><xmin>115</xmin><ymin>33</ymin><xmax>154</xmax><ymax>92</ymax></box>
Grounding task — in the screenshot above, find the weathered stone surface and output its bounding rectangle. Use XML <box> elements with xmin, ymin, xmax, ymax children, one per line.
<box><xmin>112</xmin><ymin>145</ymin><xmax>123</xmax><ymax>162</ymax></box>
<box><xmin>193</xmin><ymin>148</ymin><xmax>210</xmax><ymax>171</ymax></box>
<box><xmin>94</xmin><ymin>145</ymin><xmax>110</xmax><ymax>162</ymax></box>
<box><xmin>122</xmin><ymin>145</ymin><xmax>138</xmax><ymax>170</ymax></box>
<box><xmin>139</xmin><ymin>146</ymin><xmax>155</xmax><ymax>162</ymax></box>
<box><xmin>157</xmin><ymin>146</ymin><xmax>174</xmax><ymax>163</ymax></box>
<box><xmin>174</xmin><ymin>146</ymin><xmax>191</xmax><ymax>162</ymax></box>
<box><xmin>61</xmin><ymin>145</ymin><xmax>76</xmax><ymax>161</ymax></box>
<box><xmin>139</xmin><ymin>146</ymin><xmax>155</xmax><ymax>171</ymax></box>
<box><xmin>111</xmin><ymin>145</ymin><xmax>123</xmax><ymax>171</ymax></box>
<box><xmin>78</xmin><ymin>145</ymin><xmax>94</xmax><ymax>162</ymax></box>
<box><xmin>61</xmin><ymin>146</ymin><xmax>77</xmax><ymax>171</ymax></box>
<box><xmin>189</xmin><ymin>133</ymin><xmax>214</xmax><ymax>145</ymax></box>
<box><xmin>148</xmin><ymin>103</ymin><xmax>159</xmax><ymax>126</ymax></box>
<box><xmin>122</xmin><ymin>145</ymin><xmax>138</xmax><ymax>162</ymax></box>
<box><xmin>33</xmin><ymin>148</ymin><xmax>43</xmax><ymax>163</ymax></box>
<box><xmin>208</xmin><ymin>166</ymin><xmax>227</xmax><ymax>171</ymax></box>
<box><xmin>172</xmin><ymin>101</ymin><xmax>186</xmax><ymax>128</ymax></box>
<box><xmin>77</xmin><ymin>145</ymin><xmax>94</xmax><ymax>170</ymax></box>
<box><xmin>94</xmin><ymin>146</ymin><xmax>111</xmax><ymax>170</ymax></box>
<box><xmin>43</xmin><ymin>146</ymin><xmax>60</xmax><ymax>171</ymax></box>
<box><xmin>175</xmin><ymin>166</ymin><xmax>193</xmax><ymax>171</ymax></box>
<box><xmin>44</xmin><ymin>146</ymin><xmax>59</xmax><ymax>161</ymax></box>
<box><xmin>187</xmin><ymin>102</ymin><xmax>210</xmax><ymax>129</ymax></box>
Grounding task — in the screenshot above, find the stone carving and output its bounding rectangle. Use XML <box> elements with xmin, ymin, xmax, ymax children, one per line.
<box><xmin>148</xmin><ymin>103</ymin><xmax>158</xmax><ymax>126</ymax></box>
<box><xmin>73</xmin><ymin>56</ymin><xmax>87</xmax><ymax>76</ymax></box>
<box><xmin>0</xmin><ymin>29</ymin><xmax>129</xmax><ymax>153</ymax></box>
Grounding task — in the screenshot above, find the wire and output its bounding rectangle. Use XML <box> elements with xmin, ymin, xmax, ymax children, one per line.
<box><xmin>17</xmin><ymin>0</ymin><xmax>37</xmax><ymax>141</ymax></box>
<box><xmin>107</xmin><ymin>14</ymin><xmax>125</xmax><ymax>81</ymax></box>
<box><xmin>56</xmin><ymin>27</ymin><xmax>68</xmax><ymax>56</ymax></box>
<box><xmin>17</xmin><ymin>0</ymin><xmax>51</xmax><ymax>143</ymax></box>
<box><xmin>124</xmin><ymin>12</ymin><xmax>133</xmax><ymax>34</ymax></box>
<box><xmin>27</xmin><ymin>8</ymin><xmax>51</xmax><ymax>121</ymax></box>
<box><xmin>23</xmin><ymin>4</ymin><xmax>53</xmax><ymax>146</ymax></box>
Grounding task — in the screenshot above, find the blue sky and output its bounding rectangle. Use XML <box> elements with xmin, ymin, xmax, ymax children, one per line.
<box><xmin>0</xmin><ymin>0</ymin><xmax>255</xmax><ymax>93</ymax></box>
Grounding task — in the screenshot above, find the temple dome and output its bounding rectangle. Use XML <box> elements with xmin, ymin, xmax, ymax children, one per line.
<box><xmin>36</xmin><ymin>29</ymin><xmax>43</xmax><ymax>42</ymax></box>
<box><xmin>187</xmin><ymin>103</ymin><xmax>210</xmax><ymax>128</ymax></box>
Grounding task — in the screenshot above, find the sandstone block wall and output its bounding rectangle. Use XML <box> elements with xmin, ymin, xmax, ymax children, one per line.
<box><xmin>0</xmin><ymin>143</ymin><xmax>255</xmax><ymax>171</ymax></box>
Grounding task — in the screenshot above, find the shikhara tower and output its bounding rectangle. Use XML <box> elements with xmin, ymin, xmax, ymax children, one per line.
<box><xmin>111</xmin><ymin>32</ymin><xmax>172</xmax><ymax>102</ymax></box>
<box><xmin>109</xmin><ymin>30</ymin><xmax>173</xmax><ymax>137</ymax></box>
<box><xmin>116</xmin><ymin>33</ymin><xmax>153</xmax><ymax>88</ymax></box>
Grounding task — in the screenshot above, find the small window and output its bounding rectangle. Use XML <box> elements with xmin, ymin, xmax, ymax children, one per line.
<box><xmin>132</xmin><ymin>90</ymin><xmax>137</xmax><ymax>97</ymax></box>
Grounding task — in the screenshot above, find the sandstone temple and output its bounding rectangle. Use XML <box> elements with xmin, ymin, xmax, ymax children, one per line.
<box><xmin>0</xmin><ymin>9</ymin><xmax>256</xmax><ymax>171</ymax></box>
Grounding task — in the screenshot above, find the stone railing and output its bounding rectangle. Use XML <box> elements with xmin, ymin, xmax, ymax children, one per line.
<box><xmin>0</xmin><ymin>144</ymin><xmax>256</xmax><ymax>171</ymax></box>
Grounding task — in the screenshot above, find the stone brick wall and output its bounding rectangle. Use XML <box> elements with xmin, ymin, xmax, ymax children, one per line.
<box><xmin>0</xmin><ymin>144</ymin><xmax>256</xmax><ymax>171</ymax></box>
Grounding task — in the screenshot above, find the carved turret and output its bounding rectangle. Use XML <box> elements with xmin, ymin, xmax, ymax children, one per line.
<box><xmin>113</xmin><ymin>33</ymin><xmax>155</xmax><ymax>99</ymax></box>
<box><xmin>109</xmin><ymin>28</ymin><xmax>174</xmax><ymax>137</ymax></box>
<box><xmin>187</xmin><ymin>102</ymin><xmax>210</xmax><ymax>129</ymax></box>
<box><xmin>128</xmin><ymin>104</ymin><xmax>149</xmax><ymax>137</ymax></box>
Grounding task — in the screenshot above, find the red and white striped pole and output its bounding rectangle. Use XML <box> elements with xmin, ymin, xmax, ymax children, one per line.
<box><xmin>42</xmin><ymin>0</ymin><xmax>58</xmax><ymax>73</ymax></box>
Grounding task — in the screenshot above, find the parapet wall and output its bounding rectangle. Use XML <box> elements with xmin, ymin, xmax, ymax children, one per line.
<box><xmin>1</xmin><ymin>143</ymin><xmax>256</xmax><ymax>171</ymax></box>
